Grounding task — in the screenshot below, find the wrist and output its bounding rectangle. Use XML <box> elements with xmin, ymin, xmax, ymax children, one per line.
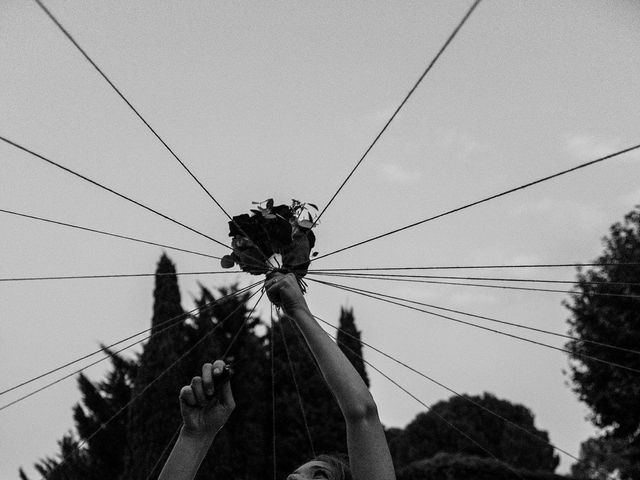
<box><xmin>180</xmin><ymin>425</ymin><xmax>218</xmax><ymax>443</ymax></box>
<box><xmin>284</xmin><ymin>300</ymin><xmax>311</xmax><ymax>318</ymax></box>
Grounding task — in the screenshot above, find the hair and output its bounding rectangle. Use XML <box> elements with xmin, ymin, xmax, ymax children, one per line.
<box><xmin>311</xmin><ymin>454</ymin><xmax>352</xmax><ymax>480</ymax></box>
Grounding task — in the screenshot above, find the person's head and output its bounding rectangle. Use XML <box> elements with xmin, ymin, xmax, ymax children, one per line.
<box><xmin>286</xmin><ymin>454</ymin><xmax>351</xmax><ymax>480</ymax></box>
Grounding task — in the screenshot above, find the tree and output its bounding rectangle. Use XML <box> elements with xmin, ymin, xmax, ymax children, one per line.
<box><xmin>21</xmin><ymin>253</ymin><xmax>371</xmax><ymax>479</ymax></box>
<box><xmin>121</xmin><ymin>253</ymin><xmax>191</xmax><ymax>480</ymax></box>
<box><xmin>19</xmin><ymin>434</ymin><xmax>91</xmax><ymax>480</ymax></box>
<box><xmin>72</xmin><ymin>350</ymin><xmax>137</xmax><ymax>479</ymax></box>
<box><xmin>188</xmin><ymin>284</ymin><xmax>269</xmax><ymax>480</ymax></box>
<box><xmin>337</xmin><ymin>307</ymin><xmax>369</xmax><ymax>387</ymax></box>
<box><xmin>565</xmin><ymin>207</ymin><xmax>640</xmax><ymax>478</ymax></box>
<box><xmin>397</xmin><ymin>452</ymin><xmax>566</xmax><ymax>480</ymax></box>
<box><xmin>389</xmin><ymin>392</ymin><xmax>559</xmax><ymax>472</ymax></box>
<box><xmin>571</xmin><ymin>436</ymin><xmax>632</xmax><ymax>480</ymax></box>
<box><xmin>19</xmin><ymin>349</ymin><xmax>136</xmax><ymax>480</ymax></box>
<box><xmin>269</xmin><ymin>314</ymin><xmax>346</xmax><ymax>478</ymax></box>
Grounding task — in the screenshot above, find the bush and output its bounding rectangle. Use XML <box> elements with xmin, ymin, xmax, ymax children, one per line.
<box><xmin>397</xmin><ymin>453</ymin><xmax>570</xmax><ymax>480</ymax></box>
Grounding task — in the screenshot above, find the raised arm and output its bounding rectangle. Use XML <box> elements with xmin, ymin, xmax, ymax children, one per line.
<box><xmin>266</xmin><ymin>273</ymin><xmax>396</xmax><ymax>480</ymax></box>
<box><xmin>158</xmin><ymin>360</ymin><xmax>234</xmax><ymax>480</ymax></box>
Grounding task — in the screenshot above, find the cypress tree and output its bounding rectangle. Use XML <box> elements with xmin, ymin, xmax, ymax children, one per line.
<box><xmin>121</xmin><ymin>253</ymin><xmax>191</xmax><ymax>480</ymax></box>
<box><xmin>337</xmin><ymin>307</ymin><xmax>369</xmax><ymax>387</ymax></box>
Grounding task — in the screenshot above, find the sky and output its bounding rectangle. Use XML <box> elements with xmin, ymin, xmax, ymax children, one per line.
<box><xmin>1</xmin><ymin>0</ymin><xmax>639</xmax><ymax>478</ymax></box>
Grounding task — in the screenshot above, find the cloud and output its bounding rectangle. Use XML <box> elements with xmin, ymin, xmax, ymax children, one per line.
<box><xmin>564</xmin><ymin>134</ymin><xmax>640</xmax><ymax>162</ymax></box>
<box><xmin>436</xmin><ymin>127</ymin><xmax>489</xmax><ymax>160</ymax></box>
<box><xmin>509</xmin><ymin>198</ymin><xmax>607</xmax><ymax>231</ymax></box>
<box><xmin>386</xmin><ymin>284</ymin><xmax>495</xmax><ymax>308</ymax></box>
<box><xmin>377</xmin><ymin>162</ymin><xmax>422</xmax><ymax>184</ymax></box>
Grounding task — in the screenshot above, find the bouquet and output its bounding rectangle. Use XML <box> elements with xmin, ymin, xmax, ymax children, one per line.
<box><xmin>221</xmin><ymin>199</ymin><xmax>318</xmax><ymax>290</ymax></box>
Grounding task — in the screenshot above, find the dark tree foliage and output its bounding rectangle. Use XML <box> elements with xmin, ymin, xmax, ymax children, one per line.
<box><xmin>389</xmin><ymin>392</ymin><xmax>559</xmax><ymax>472</ymax></box>
<box><xmin>20</xmin><ymin>348</ymin><xmax>136</xmax><ymax>480</ymax></box>
<box><xmin>189</xmin><ymin>284</ymin><xmax>269</xmax><ymax>480</ymax></box>
<box><xmin>565</xmin><ymin>207</ymin><xmax>640</xmax><ymax>478</ymax></box>
<box><xmin>397</xmin><ymin>453</ymin><xmax>568</xmax><ymax>480</ymax></box>
<box><xmin>571</xmin><ymin>435</ymin><xmax>633</xmax><ymax>480</ymax></box>
<box><xmin>19</xmin><ymin>434</ymin><xmax>92</xmax><ymax>480</ymax></box>
<box><xmin>269</xmin><ymin>315</ymin><xmax>346</xmax><ymax>478</ymax></box>
<box><xmin>337</xmin><ymin>307</ymin><xmax>370</xmax><ymax>388</ymax></box>
<box><xmin>21</xmin><ymin>253</ymin><xmax>370</xmax><ymax>479</ymax></box>
<box><xmin>122</xmin><ymin>254</ymin><xmax>191</xmax><ymax>480</ymax></box>
<box><xmin>73</xmin><ymin>351</ymin><xmax>136</xmax><ymax>479</ymax></box>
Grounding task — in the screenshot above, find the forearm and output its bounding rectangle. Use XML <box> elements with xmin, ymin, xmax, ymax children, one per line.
<box><xmin>270</xmin><ymin>273</ymin><xmax>395</xmax><ymax>479</ymax></box>
<box><xmin>158</xmin><ymin>427</ymin><xmax>216</xmax><ymax>480</ymax></box>
<box><xmin>286</xmin><ymin>302</ymin><xmax>376</xmax><ymax>420</ymax></box>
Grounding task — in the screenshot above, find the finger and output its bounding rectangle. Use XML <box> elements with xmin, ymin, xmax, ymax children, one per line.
<box><xmin>191</xmin><ymin>377</ymin><xmax>206</xmax><ymax>406</ymax></box>
<box><xmin>212</xmin><ymin>359</ymin><xmax>226</xmax><ymax>375</ymax></box>
<box><xmin>202</xmin><ymin>363</ymin><xmax>214</xmax><ymax>396</ymax></box>
<box><xmin>265</xmin><ymin>272</ymin><xmax>282</xmax><ymax>290</ymax></box>
<box><xmin>179</xmin><ymin>386</ymin><xmax>197</xmax><ymax>407</ymax></box>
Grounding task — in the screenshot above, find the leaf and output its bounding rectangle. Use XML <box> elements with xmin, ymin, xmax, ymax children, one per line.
<box><xmin>266</xmin><ymin>198</ymin><xmax>274</xmax><ymax>209</ymax></box>
<box><xmin>221</xmin><ymin>255</ymin><xmax>235</xmax><ymax>269</ymax></box>
<box><xmin>298</xmin><ymin>219</ymin><xmax>313</xmax><ymax>229</ymax></box>
<box><xmin>308</xmin><ymin>203</ymin><xmax>318</xmax><ymax>210</ymax></box>
<box><xmin>312</xmin><ymin>251</ymin><xmax>319</xmax><ymax>257</ymax></box>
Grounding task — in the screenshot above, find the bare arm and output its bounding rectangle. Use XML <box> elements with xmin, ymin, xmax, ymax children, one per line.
<box><xmin>158</xmin><ymin>360</ymin><xmax>235</xmax><ymax>480</ymax></box>
<box><xmin>266</xmin><ymin>273</ymin><xmax>396</xmax><ymax>480</ymax></box>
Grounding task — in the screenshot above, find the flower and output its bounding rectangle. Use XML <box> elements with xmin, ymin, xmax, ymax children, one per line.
<box><xmin>221</xmin><ymin>199</ymin><xmax>318</xmax><ymax>282</ymax></box>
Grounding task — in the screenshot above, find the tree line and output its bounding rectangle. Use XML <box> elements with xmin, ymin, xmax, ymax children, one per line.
<box><xmin>19</xmin><ymin>206</ymin><xmax>640</xmax><ymax>479</ymax></box>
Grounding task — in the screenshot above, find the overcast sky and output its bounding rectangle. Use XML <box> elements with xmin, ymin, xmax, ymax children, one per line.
<box><xmin>1</xmin><ymin>1</ymin><xmax>640</xmax><ymax>478</ymax></box>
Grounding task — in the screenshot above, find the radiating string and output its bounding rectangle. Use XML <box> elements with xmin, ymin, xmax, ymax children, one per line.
<box><xmin>308</xmin><ymin>271</ymin><xmax>640</xmax><ymax>299</ymax></box>
<box><xmin>0</xmin><ymin>270</ymin><xmax>242</xmax><ymax>283</ymax></box>
<box><xmin>308</xmin><ymin>262</ymin><xmax>640</xmax><ymax>272</ymax></box>
<box><xmin>311</xmin><ymin>279</ymin><xmax>640</xmax><ymax>356</ymax></box>
<box><xmin>315</xmin><ymin>0</ymin><xmax>483</xmax><ymax>225</ymax></box>
<box><xmin>143</xmin><ymin>424</ymin><xmax>182</xmax><ymax>480</ymax></box>
<box><xmin>32</xmin><ymin>0</ymin><xmax>236</xmax><ymax>225</ymax></box>
<box><xmin>145</xmin><ymin>296</ymin><xmax>261</xmax><ymax>480</ymax></box>
<box><xmin>309</xmin><ymin>271</ymin><xmax>640</xmax><ymax>287</ymax></box>
<box><xmin>308</xmin><ymin>277</ymin><xmax>640</xmax><ymax>374</ymax></box>
<box><xmin>0</xmin><ymin>208</ymin><xmax>220</xmax><ymax>260</ymax></box>
<box><xmin>323</xmin><ymin>329</ymin><xmax>526</xmax><ymax>480</ymax></box>
<box><xmin>270</xmin><ymin>304</ymin><xmax>277</xmax><ymax>480</ymax></box>
<box><xmin>0</xmin><ymin>281</ymin><xmax>262</xmax><ymax>398</ymax></box>
<box><xmin>41</xmin><ymin>288</ymin><xmax>265</xmax><ymax>480</ymax></box>
<box><xmin>0</xmin><ymin>136</ymin><xmax>231</xmax><ymax>250</ymax></box>
<box><xmin>314</xmin><ymin>313</ymin><xmax>581</xmax><ymax>464</ymax></box>
<box><xmin>277</xmin><ymin>308</ymin><xmax>317</xmax><ymax>458</ymax></box>
<box><xmin>312</xmin><ymin>143</ymin><xmax>640</xmax><ymax>263</ymax></box>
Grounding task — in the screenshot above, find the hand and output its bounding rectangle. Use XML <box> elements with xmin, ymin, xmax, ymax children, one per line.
<box><xmin>179</xmin><ymin>360</ymin><xmax>235</xmax><ymax>437</ymax></box>
<box><xmin>265</xmin><ymin>272</ymin><xmax>308</xmax><ymax>313</ymax></box>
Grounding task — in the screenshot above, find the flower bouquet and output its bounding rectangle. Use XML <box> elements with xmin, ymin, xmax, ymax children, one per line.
<box><xmin>221</xmin><ymin>199</ymin><xmax>318</xmax><ymax>291</ymax></box>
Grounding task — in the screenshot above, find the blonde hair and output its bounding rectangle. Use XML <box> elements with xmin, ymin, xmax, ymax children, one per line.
<box><xmin>311</xmin><ymin>454</ymin><xmax>351</xmax><ymax>480</ymax></box>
